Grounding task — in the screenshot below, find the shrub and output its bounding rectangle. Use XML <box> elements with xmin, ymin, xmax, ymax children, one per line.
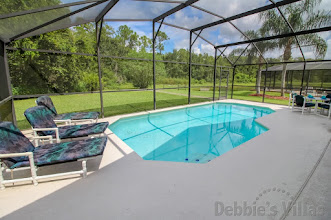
<box><xmin>131</xmin><ymin>65</ymin><xmax>152</xmax><ymax>89</ymax></box>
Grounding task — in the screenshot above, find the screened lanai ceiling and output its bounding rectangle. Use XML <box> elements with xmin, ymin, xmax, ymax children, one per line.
<box><xmin>1</xmin><ymin>0</ymin><xmax>331</xmax><ymax>64</ymax></box>
<box><xmin>263</xmin><ymin>61</ymin><xmax>331</xmax><ymax>71</ymax></box>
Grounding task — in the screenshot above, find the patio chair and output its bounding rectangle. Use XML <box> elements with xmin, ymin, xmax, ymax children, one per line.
<box><xmin>36</xmin><ymin>96</ymin><xmax>99</xmax><ymax>124</ymax></box>
<box><xmin>317</xmin><ymin>94</ymin><xmax>331</xmax><ymax>118</ymax></box>
<box><xmin>24</xmin><ymin>106</ymin><xmax>109</xmax><ymax>143</ymax></box>
<box><xmin>0</xmin><ymin>121</ymin><xmax>108</xmax><ymax>189</ymax></box>
<box><xmin>288</xmin><ymin>91</ymin><xmax>297</xmax><ymax>108</ymax></box>
<box><xmin>292</xmin><ymin>95</ymin><xmax>315</xmax><ymax>114</ymax></box>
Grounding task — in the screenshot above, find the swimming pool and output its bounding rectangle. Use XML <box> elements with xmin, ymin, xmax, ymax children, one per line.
<box><xmin>109</xmin><ymin>103</ymin><xmax>274</xmax><ymax>163</ymax></box>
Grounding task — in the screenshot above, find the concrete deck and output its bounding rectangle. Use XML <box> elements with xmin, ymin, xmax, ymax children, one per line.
<box><xmin>0</xmin><ymin>100</ymin><xmax>330</xmax><ymax>220</ymax></box>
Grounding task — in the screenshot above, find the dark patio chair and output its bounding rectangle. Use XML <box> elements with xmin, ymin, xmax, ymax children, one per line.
<box><xmin>318</xmin><ymin>94</ymin><xmax>331</xmax><ymax>118</ymax></box>
<box><xmin>36</xmin><ymin>96</ymin><xmax>99</xmax><ymax>124</ymax></box>
<box><xmin>24</xmin><ymin>106</ymin><xmax>109</xmax><ymax>143</ymax></box>
<box><xmin>292</xmin><ymin>95</ymin><xmax>315</xmax><ymax>114</ymax></box>
<box><xmin>0</xmin><ymin>121</ymin><xmax>107</xmax><ymax>189</ymax></box>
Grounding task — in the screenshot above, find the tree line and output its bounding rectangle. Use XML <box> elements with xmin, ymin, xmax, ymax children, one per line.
<box><xmin>3</xmin><ymin>0</ymin><xmax>330</xmax><ymax>96</ymax></box>
<box><xmin>8</xmin><ymin>23</ymin><xmax>233</xmax><ymax>95</ymax></box>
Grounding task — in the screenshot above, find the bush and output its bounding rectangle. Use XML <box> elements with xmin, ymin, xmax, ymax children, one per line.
<box><xmin>157</xmin><ymin>77</ymin><xmax>188</xmax><ymax>85</ymax></box>
<box><xmin>81</xmin><ymin>72</ymin><xmax>99</xmax><ymax>92</ymax></box>
<box><xmin>131</xmin><ymin>65</ymin><xmax>152</xmax><ymax>89</ymax></box>
<box><xmin>235</xmin><ymin>72</ymin><xmax>255</xmax><ymax>83</ymax></box>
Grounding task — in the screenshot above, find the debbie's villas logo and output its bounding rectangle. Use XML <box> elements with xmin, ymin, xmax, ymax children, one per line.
<box><xmin>215</xmin><ymin>201</ymin><xmax>325</xmax><ymax>217</ymax></box>
<box><xmin>215</xmin><ymin>187</ymin><xmax>325</xmax><ymax>217</ymax></box>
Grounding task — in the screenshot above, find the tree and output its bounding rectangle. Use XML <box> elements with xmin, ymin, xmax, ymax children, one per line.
<box><xmin>139</xmin><ymin>35</ymin><xmax>152</xmax><ymax>52</ymax></box>
<box><xmin>237</xmin><ymin>30</ymin><xmax>276</xmax><ymax>94</ymax></box>
<box><xmin>155</xmin><ymin>31</ymin><xmax>169</xmax><ymax>54</ymax></box>
<box><xmin>259</xmin><ymin>0</ymin><xmax>330</xmax><ymax>96</ymax></box>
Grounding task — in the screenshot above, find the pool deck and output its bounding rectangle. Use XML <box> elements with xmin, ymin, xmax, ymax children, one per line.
<box><xmin>0</xmin><ymin>100</ymin><xmax>330</xmax><ymax>219</ymax></box>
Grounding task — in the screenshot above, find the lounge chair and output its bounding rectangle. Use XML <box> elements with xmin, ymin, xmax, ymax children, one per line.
<box><xmin>36</xmin><ymin>95</ymin><xmax>99</xmax><ymax>124</ymax></box>
<box><xmin>318</xmin><ymin>94</ymin><xmax>331</xmax><ymax>118</ymax></box>
<box><xmin>24</xmin><ymin>106</ymin><xmax>109</xmax><ymax>143</ymax></box>
<box><xmin>292</xmin><ymin>95</ymin><xmax>315</xmax><ymax>114</ymax></box>
<box><xmin>0</xmin><ymin>121</ymin><xmax>107</xmax><ymax>189</ymax></box>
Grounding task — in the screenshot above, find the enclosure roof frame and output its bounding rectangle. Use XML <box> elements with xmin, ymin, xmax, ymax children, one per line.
<box><xmin>0</xmin><ymin>0</ymin><xmax>329</xmax><ymax>65</ymax></box>
<box><xmin>215</xmin><ymin>26</ymin><xmax>331</xmax><ymax>49</ymax></box>
<box><xmin>191</xmin><ymin>0</ymin><xmax>301</xmax><ymax>32</ymax></box>
<box><xmin>0</xmin><ymin>0</ymin><xmax>105</xmax><ymax>20</ymax></box>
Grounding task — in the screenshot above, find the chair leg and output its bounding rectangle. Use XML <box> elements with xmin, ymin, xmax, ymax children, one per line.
<box><xmin>0</xmin><ymin>163</ymin><xmax>5</xmax><ymax>190</ymax></box>
<box><xmin>82</xmin><ymin>160</ymin><xmax>87</xmax><ymax>178</ymax></box>
<box><xmin>28</xmin><ymin>155</ymin><xmax>38</xmax><ymax>186</ymax></box>
<box><xmin>10</xmin><ymin>170</ymin><xmax>14</xmax><ymax>186</ymax></box>
<box><xmin>33</xmin><ymin>130</ymin><xmax>39</xmax><ymax>146</ymax></box>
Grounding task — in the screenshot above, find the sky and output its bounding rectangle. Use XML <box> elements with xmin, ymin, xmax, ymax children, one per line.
<box><xmin>71</xmin><ymin>0</ymin><xmax>331</xmax><ymax>60</ymax></box>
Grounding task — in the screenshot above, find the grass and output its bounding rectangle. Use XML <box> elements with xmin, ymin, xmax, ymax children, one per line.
<box><xmin>17</xmin><ymin>82</ymin><xmax>325</xmax><ymax>130</ymax></box>
<box><xmin>14</xmin><ymin>91</ymin><xmax>206</xmax><ymax>130</ymax></box>
<box><xmin>160</xmin><ymin>87</ymin><xmax>290</xmax><ymax>105</ymax></box>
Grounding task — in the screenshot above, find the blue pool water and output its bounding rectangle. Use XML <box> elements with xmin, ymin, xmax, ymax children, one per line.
<box><xmin>109</xmin><ymin>103</ymin><xmax>274</xmax><ymax>163</ymax></box>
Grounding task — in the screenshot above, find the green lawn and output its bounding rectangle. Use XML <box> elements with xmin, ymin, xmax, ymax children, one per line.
<box><xmin>14</xmin><ymin>91</ymin><xmax>206</xmax><ymax>130</ymax></box>
<box><xmin>15</xmin><ymin>86</ymin><xmax>291</xmax><ymax>130</ymax></box>
<box><xmin>159</xmin><ymin>86</ymin><xmax>290</xmax><ymax>105</ymax></box>
<box><xmin>18</xmin><ymin>80</ymin><xmax>316</xmax><ymax>131</ymax></box>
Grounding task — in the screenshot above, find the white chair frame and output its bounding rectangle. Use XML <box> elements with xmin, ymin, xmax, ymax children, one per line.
<box><xmin>35</xmin><ymin>100</ymin><xmax>98</xmax><ymax>125</ymax></box>
<box><xmin>0</xmin><ymin>135</ymin><xmax>102</xmax><ymax>189</ymax></box>
<box><xmin>288</xmin><ymin>91</ymin><xmax>297</xmax><ymax>108</ymax></box>
<box><xmin>0</xmin><ymin>153</ymin><xmax>91</xmax><ymax>189</ymax></box>
<box><xmin>53</xmin><ymin>118</ymin><xmax>98</xmax><ymax>126</ymax></box>
<box><xmin>31</xmin><ymin>127</ymin><xmax>105</xmax><ymax>145</ymax></box>
<box><xmin>318</xmin><ymin>102</ymin><xmax>331</xmax><ymax>118</ymax></box>
<box><xmin>291</xmin><ymin>96</ymin><xmax>314</xmax><ymax>114</ymax></box>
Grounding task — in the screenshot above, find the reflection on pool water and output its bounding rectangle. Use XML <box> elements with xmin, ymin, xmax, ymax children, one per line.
<box><xmin>109</xmin><ymin>103</ymin><xmax>274</xmax><ymax>163</ymax></box>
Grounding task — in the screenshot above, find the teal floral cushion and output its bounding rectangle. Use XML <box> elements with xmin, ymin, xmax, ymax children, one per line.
<box><xmin>0</xmin><ymin>122</ymin><xmax>35</xmax><ymax>168</ymax></box>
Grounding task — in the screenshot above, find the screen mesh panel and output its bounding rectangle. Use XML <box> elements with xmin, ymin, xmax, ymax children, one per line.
<box><xmin>0</xmin><ymin>98</ymin><xmax>14</xmax><ymax>123</ymax></box>
<box><xmin>0</xmin><ymin>3</ymin><xmax>97</xmax><ymax>40</ymax></box>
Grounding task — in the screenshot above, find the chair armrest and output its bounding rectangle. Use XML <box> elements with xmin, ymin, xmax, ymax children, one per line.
<box><xmin>54</xmin><ymin>119</ymin><xmax>71</xmax><ymax>125</ymax></box>
<box><xmin>0</xmin><ymin>152</ymin><xmax>38</xmax><ymax>185</ymax></box>
<box><xmin>0</xmin><ymin>151</ymin><xmax>33</xmax><ymax>159</ymax></box>
<box><xmin>30</xmin><ymin>135</ymin><xmax>53</xmax><ymax>146</ymax></box>
<box><xmin>32</xmin><ymin>127</ymin><xmax>60</xmax><ymax>143</ymax></box>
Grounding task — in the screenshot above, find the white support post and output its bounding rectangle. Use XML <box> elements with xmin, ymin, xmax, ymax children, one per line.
<box><xmin>33</xmin><ymin>130</ymin><xmax>38</xmax><ymax>146</ymax></box>
<box><xmin>82</xmin><ymin>160</ymin><xmax>87</xmax><ymax>178</ymax></box>
<box><xmin>0</xmin><ymin>162</ymin><xmax>5</xmax><ymax>190</ymax></box>
<box><xmin>28</xmin><ymin>153</ymin><xmax>38</xmax><ymax>186</ymax></box>
<box><xmin>302</xmin><ymin>97</ymin><xmax>306</xmax><ymax>114</ymax></box>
